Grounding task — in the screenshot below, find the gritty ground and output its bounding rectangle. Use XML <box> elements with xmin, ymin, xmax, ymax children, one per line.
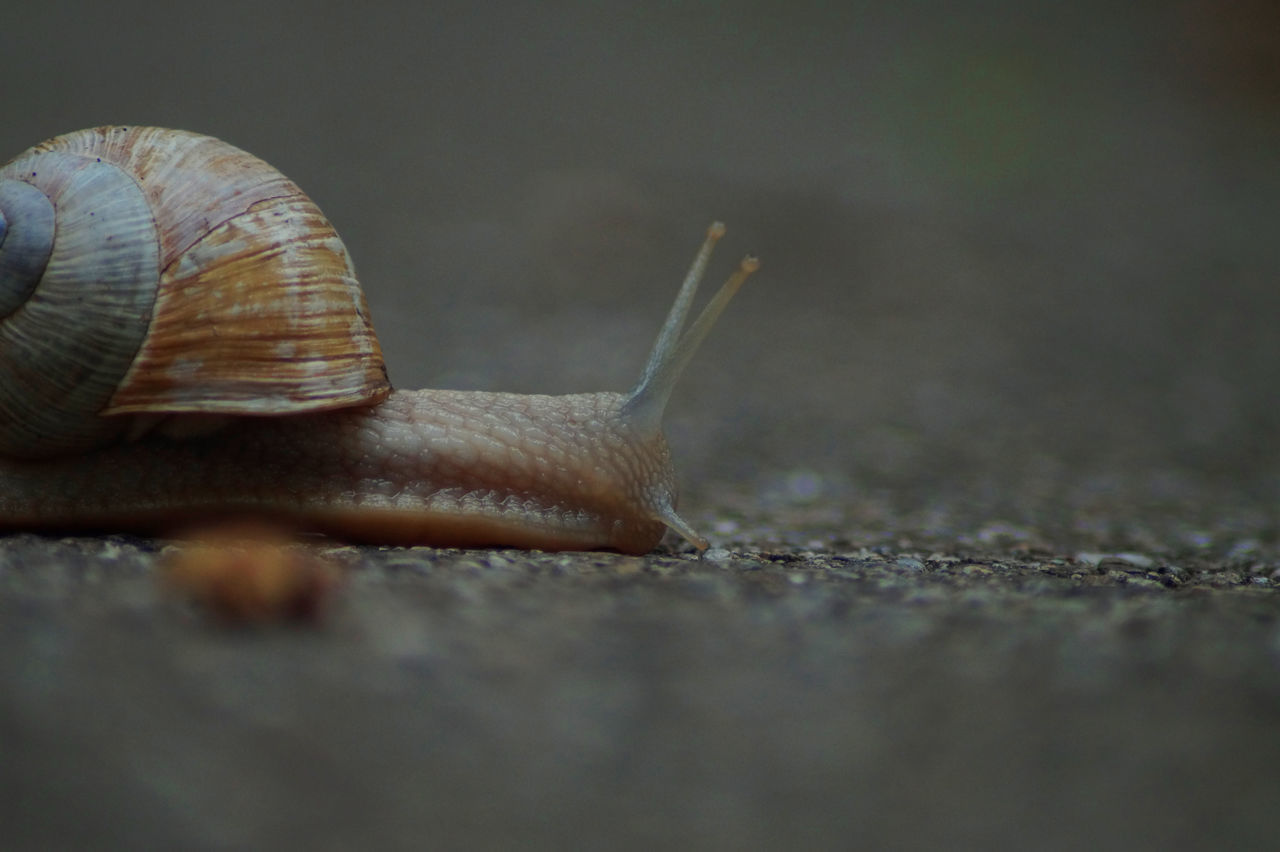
<box><xmin>2</xmin><ymin>2</ymin><xmax>1279</xmax><ymax>850</ymax></box>
<box><xmin>3</xmin><ymin>483</ymin><xmax>1277</xmax><ymax>850</ymax></box>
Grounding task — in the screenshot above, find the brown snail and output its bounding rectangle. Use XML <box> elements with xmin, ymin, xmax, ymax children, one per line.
<box><xmin>0</xmin><ymin>126</ymin><xmax>756</xmax><ymax>554</ymax></box>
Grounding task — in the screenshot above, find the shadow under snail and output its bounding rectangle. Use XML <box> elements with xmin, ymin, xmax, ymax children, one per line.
<box><xmin>0</xmin><ymin>126</ymin><xmax>757</xmax><ymax>554</ymax></box>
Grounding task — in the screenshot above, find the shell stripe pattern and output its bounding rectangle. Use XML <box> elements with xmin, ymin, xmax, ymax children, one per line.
<box><xmin>114</xmin><ymin>193</ymin><xmax>387</xmax><ymax>414</ymax></box>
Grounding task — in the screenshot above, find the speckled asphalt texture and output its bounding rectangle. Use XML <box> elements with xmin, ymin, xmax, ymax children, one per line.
<box><xmin>2</xmin><ymin>3</ymin><xmax>1278</xmax><ymax>850</ymax></box>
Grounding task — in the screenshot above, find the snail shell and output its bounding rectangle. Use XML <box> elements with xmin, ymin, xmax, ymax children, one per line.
<box><xmin>0</xmin><ymin>126</ymin><xmax>389</xmax><ymax>459</ymax></box>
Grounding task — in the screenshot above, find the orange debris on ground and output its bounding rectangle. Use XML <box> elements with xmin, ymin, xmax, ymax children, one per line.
<box><xmin>160</xmin><ymin>523</ymin><xmax>342</xmax><ymax>624</ymax></box>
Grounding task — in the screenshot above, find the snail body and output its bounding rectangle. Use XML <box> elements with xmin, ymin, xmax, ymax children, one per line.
<box><xmin>0</xmin><ymin>127</ymin><xmax>755</xmax><ymax>554</ymax></box>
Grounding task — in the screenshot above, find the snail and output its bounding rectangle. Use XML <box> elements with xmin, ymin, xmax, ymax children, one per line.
<box><xmin>0</xmin><ymin>126</ymin><xmax>756</xmax><ymax>554</ymax></box>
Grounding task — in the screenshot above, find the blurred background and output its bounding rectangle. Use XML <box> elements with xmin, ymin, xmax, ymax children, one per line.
<box><xmin>3</xmin><ymin>0</ymin><xmax>1276</xmax><ymax>525</ymax></box>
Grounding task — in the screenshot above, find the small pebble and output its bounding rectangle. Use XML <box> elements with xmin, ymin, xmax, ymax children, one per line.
<box><xmin>1075</xmin><ymin>551</ymin><xmax>1155</xmax><ymax>569</ymax></box>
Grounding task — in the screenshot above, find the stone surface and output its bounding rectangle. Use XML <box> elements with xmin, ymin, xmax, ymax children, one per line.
<box><xmin>3</xmin><ymin>521</ymin><xmax>1277</xmax><ymax>850</ymax></box>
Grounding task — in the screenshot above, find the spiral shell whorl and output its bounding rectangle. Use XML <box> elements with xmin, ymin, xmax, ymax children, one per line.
<box><xmin>0</xmin><ymin>179</ymin><xmax>56</xmax><ymax>317</ymax></box>
<box><xmin>0</xmin><ymin>126</ymin><xmax>390</xmax><ymax>459</ymax></box>
<box><xmin>0</xmin><ymin>152</ymin><xmax>159</xmax><ymax>457</ymax></box>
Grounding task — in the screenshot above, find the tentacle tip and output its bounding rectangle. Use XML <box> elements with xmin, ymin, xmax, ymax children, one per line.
<box><xmin>656</xmin><ymin>506</ymin><xmax>710</xmax><ymax>552</ymax></box>
<box><xmin>681</xmin><ymin>533</ymin><xmax>711</xmax><ymax>554</ymax></box>
<box><xmin>707</xmin><ymin>221</ymin><xmax>727</xmax><ymax>241</ymax></box>
<box><xmin>740</xmin><ymin>255</ymin><xmax>760</xmax><ymax>274</ymax></box>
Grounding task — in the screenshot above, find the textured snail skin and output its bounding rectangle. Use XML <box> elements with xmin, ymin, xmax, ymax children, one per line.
<box><xmin>0</xmin><ymin>390</ymin><xmax>678</xmax><ymax>554</ymax></box>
